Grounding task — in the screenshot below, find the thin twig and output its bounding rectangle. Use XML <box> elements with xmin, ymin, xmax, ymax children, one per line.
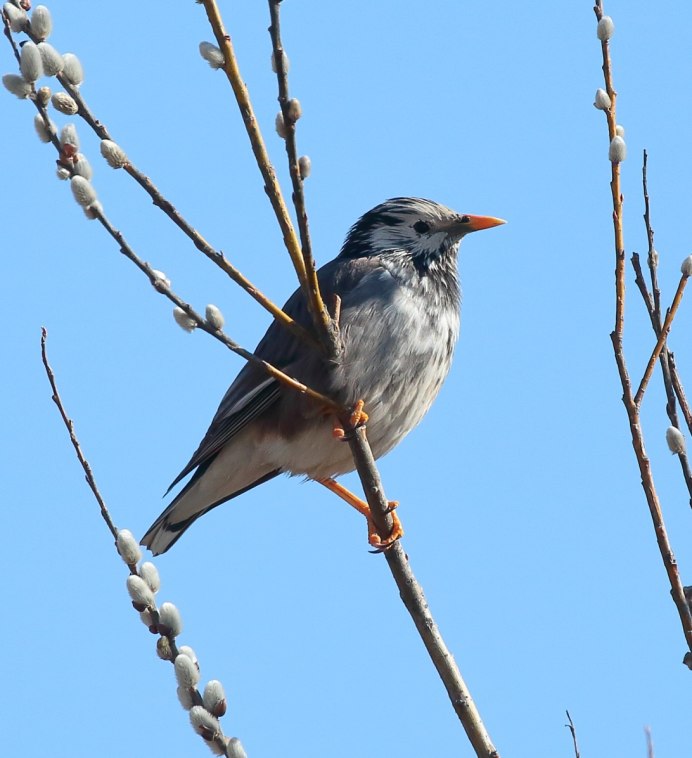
<box><xmin>669</xmin><ymin>353</ymin><xmax>692</xmax><ymax>432</ymax></box>
<box><xmin>565</xmin><ymin>711</ymin><xmax>580</xmax><ymax>758</ymax></box>
<box><xmin>634</xmin><ymin>274</ymin><xmax>689</xmax><ymax>405</ymax></box>
<box><xmin>594</xmin><ymin>0</ymin><xmax>692</xmax><ymax>658</ymax></box>
<box><xmin>642</xmin><ymin>150</ymin><xmax>662</xmax><ymax>321</ymax></box>
<box><xmin>645</xmin><ymin>725</ymin><xmax>655</xmax><ymax>758</ymax></box>
<box><xmin>40</xmin><ymin>328</ymin><xmax>119</xmax><ymax>541</ymax></box>
<box><xmin>267</xmin><ymin>0</ymin><xmax>341</xmax><ymax>358</ymax></box>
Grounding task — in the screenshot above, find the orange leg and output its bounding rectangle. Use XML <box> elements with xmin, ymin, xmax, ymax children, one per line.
<box><xmin>318</xmin><ymin>477</ymin><xmax>403</xmax><ymax>549</ymax></box>
<box><xmin>332</xmin><ymin>399</ymin><xmax>370</xmax><ymax>440</ymax></box>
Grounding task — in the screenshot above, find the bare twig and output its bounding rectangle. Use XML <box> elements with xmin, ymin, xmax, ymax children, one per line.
<box><xmin>40</xmin><ymin>327</ymin><xmax>119</xmax><ymax>541</ymax></box>
<box><xmin>594</xmin><ymin>0</ymin><xmax>692</xmax><ymax>658</ymax></box>
<box><xmin>565</xmin><ymin>711</ymin><xmax>580</xmax><ymax>758</ymax></box>
<box><xmin>267</xmin><ymin>0</ymin><xmax>341</xmax><ymax>357</ymax></box>
<box><xmin>642</xmin><ymin>151</ymin><xmax>662</xmax><ymax>320</ymax></box>
<box><xmin>645</xmin><ymin>725</ymin><xmax>655</xmax><ymax>758</ymax></box>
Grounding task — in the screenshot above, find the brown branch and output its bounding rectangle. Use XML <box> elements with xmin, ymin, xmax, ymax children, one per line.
<box><xmin>198</xmin><ymin>3</ymin><xmax>310</xmax><ymax>305</ymax></box>
<box><xmin>267</xmin><ymin>0</ymin><xmax>341</xmax><ymax>358</ymax></box>
<box><xmin>565</xmin><ymin>711</ymin><xmax>581</xmax><ymax>758</ymax></box>
<box><xmin>594</xmin><ymin>0</ymin><xmax>692</xmax><ymax>659</ymax></box>
<box><xmin>669</xmin><ymin>353</ymin><xmax>692</xmax><ymax>433</ymax></box>
<box><xmin>642</xmin><ymin>150</ymin><xmax>662</xmax><ymax>320</ymax></box>
<box><xmin>345</xmin><ymin>427</ymin><xmax>499</xmax><ymax>757</ymax></box>
<box><xmin>40</xmin><ymin>327</ymin><xmax>119</xmax><ymax>541</ymax></box>
<box><xmin>634</xmin><ymin>273</ymin><xmax>689</xmax><ymax>405</ymax></box>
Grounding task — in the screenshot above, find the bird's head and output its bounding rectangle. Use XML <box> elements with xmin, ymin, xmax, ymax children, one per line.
<box><xmin>339</xmin><ymin>197</ymin><xmax>505</xmax><ymax>275</ymax></box>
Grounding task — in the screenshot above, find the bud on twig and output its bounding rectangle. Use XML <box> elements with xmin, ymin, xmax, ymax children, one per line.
<box><xmin>2</xmin><ymin>73</ymin><xmax>31</xmax><ymax>98</ymax></box>
<box><xmin>70</xmin><ymin>175</ymin><xmax>97</xmax><ymax>208</ymax></box>
<box><xmin>38</xmin><ymin>43</ymin><xmax>63</xmax><ymax>76</ymax></box>
<box><xmin>593</xmin><ymin>88</ymin><xmax>610</xmax><ymax>110</ymax></box>
<box><xmin>199</xmin><ymin>41</ymin><xmax>225</xmax><ymax>69</ymax></box>
<box><xmin>298</xmin><ymin>155</ymin><xmax>311</xmax><ymax>179</ymax></box>
<box><xmin>36</xmin><ymin>84</ymin><xmax>50</xmax><ymax>105</ymax></box>
<box><xmin>139</xmin><ymin>561</ymin><xmax>161</xmax><ymax>593</ymax></box>
<box><xmin>173</xmin><ymin>307</ymin><xmax>197</xmax><ymax>333</ymax></box>
<box><xmin>61</xmin><ymin>53</ymin><xmax>83</xmax><ymax>86</ymax></box>
<box><xmin>285</xmin><ymin>97</ymin><xmax>302</xmax><ymax>123</ymax></box>
<box><xmin>116</xmin><ymin>528</ymin><xmax>142</xmax><ymax>565</ymax></box>
<box><xmin>30</xmin><ymin>5</ymin><xmax>52</xmax><ymax>41</ymax></box>
<box><xmin>126</xmin><ymin>574</ymin><xmax>155</xmax><ymax>609</ymax></box>
<box><xmin>33</xmin><ymin>112</ymin><xmax>55</xmax><ymax>142</ymax></box>
<box><xmin>203</xmin><ymin>680</ymin><xmax>227</xmax><ymax>717</ymax></box>
<box><xmin>205</xmin><ymin>304</ymin><xmax>224</xmax><ymax>330</ymax></box>
<box><xmin>3</xmin><ymin>3</ymin><xmax>27</xmax><ymax>32</ymax></box>
<box><xmin>51</xmin><ymin>91</ymin><xmax>78</xmax><ymax>114</ymax></box>
<box><xmin>608</xmin><ymin>135</ymin><xmax>626</xmax><ymax>163</ymax></box>
<box><xmin>597</xmin><ymin>16</ymin><xmax>614</xmax><ymax>41</ymax></box>
<box><xmin>666</xmin><ymin>426</ymin><xmax>686</xmax><ymax>455</ymax></box>
<box><xmin>681</xmin><ymin>255</ymin><xmax>692</xmax><ymax>278</ymax></box>
<box><xmin>59</xmin><ymin>122</ymin><xmax>79</xmax><ymax>150</ymax></box>
<box><xmin>73</xmin><ymin>153</ymin><xmax>93</xmax><ymax>180</ymax></box>
<box><xmin>20</xmin><ymin>41</ymin><xmax>43</xmax><ymax>82</ymax></box>
<box><xmin>270</xmin><ymin>49</ymin><xmax>289</xmax><ymax>73</ymax></box>
<box><xmin>189</xmin><ymin>705</ymin><xmax>221</xmax><ymax>741</ymax></box>
<box><xmin>100</xmin><ymin>139</ymin><xmax>128</xmax><ymax>168</ymax></box>
<box><xmin>158</xmin><ymin>601</ymin><xmax>183</xmax><ymax>637</ymax></box>
<box><xmin>226</xmin><ymin>738</ymin><xmax>248</xmax><ymax>758</ymax></box>
<box><xmin>175</xmin><ymin>654</ymin><xmax>200</xmax><ymax>688</ymax></box>
<box><xmin>275</xmin><ymin>112</ymin><xmax>287</xmax><ymax>139</ymax></box>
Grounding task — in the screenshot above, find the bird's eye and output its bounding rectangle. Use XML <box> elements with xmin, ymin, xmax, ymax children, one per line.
<box><xmin>413</xmin><ymin>220</ymin><xmax>430</xmax><ymax>234</ymax></box>
<box><xmin>460</xmin><ymin>215</ymin><xmax>470</xmax><ymax>224</ymax></box>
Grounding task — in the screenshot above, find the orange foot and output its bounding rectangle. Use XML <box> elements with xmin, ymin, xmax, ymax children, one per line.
<box><xmin>318</xmin><ymin>477</ymin><xmax>403</xmax><ymax>550</ymax></box>
<box><xmin>332</xmin><ymin>399</ymin><xmax>369</xmax><ymax>440</ymax></box>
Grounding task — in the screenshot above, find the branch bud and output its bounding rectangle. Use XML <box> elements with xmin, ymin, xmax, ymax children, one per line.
<box><xmin>202</xmin><ymin>680</ymin><xmax>227</xmax><ymax>717</ymax></box>
<box><xmin>2</xmin><ymin>73</ymin><xmax>31</xmax><ymax>98</ymax></box>
<box><xmin>226</xmin><ymin>738</ymin><xmax>248</xmax><ymax>758</ymax></box>
<box><xmin>666</xmin><ymin>426</ymin><xmax>686</xmax><ymax>455</ymax></box>
<box><xmin>126</xmin><ymin>574</ymin><xmax>155</xmax><ymax>610</ymax></box>
<box><xmin>116</xmin><ymin>528</ymin><xmax>142</xmax><ymax>565</ymax></box>
<box><xmin>20</xmin><ymin>41</ymin><xmax>43</xmax><ymax>83</ymax></box>
<box><xmin>275</xmin><ymin>112</ymin><xmax>287</xmax><ymax>139</ymax></box>
<box><xmin>173</xmin><ymin>307</ymin><xmax>197</xmax><ymax>333</ymax></box>
<box><xmin>189</xmin><ymin>706</ymin><xmax>221</xmax><ymax>741</ymax></box>
<box><xmin>100</xmin><ymin>139</ymin><xmax>128</xmax><ymax>168</ymax></box>
<box><xmin>3</xmin><ymin>3</ymin><xmax>27</xmax><ymax>32</ymax></box>
<box><xmin>158</xmin><ymin>601</ymin><xmax>183</xmax><ymax>637</ymax></box>
<box><xmin>61</xmin><ymin>53</ymin><xmax>83</xmax><ymax>86</ymax></box>
<box><xmin>70</xmin><ymin>175</ymin><xmax>97</xmax><ymax>208</ymax></box>
<box><xmin>285</xmin><ymin>97</ymin><xmax>302</xmax><ymax>123</ymax></box>
<box><xmin>175</xmin><ymin>653</ymin><xmax>201</xmax><ymax>689</ymax></box>
<box><xmin>29</xmin><ymin>5</ymin><xmax>52</xmax><ymax>41</ymax></box>
<box><xmin>205</xmin><ymin>304</ymin><xmax>224</xmax><ymax>330</ymax></box>
<box><xmin>199</xmin><ymin>41</ymin><xmax>225</xmax><ymax>69</ymax></box>
<box><xmin>270</xmin><ymin>50</ymin><xmax>289</xmax><ymax>74</ymax></box>
<box><xmin>37</xmin><ymin>42</ymin><xmax>63</xmax><ymax>77</ymax></box>
<box><xmin>597</xmin><ymin>16</ymin><xmax>614</xmax><ymax>41</ymax></box>
<box><xmin>33</xmin><ymin>112</ymin><xmax>55</xmax><ymax>143</ymax></box>
<box><xmin>593</xmin><ymin>88</ymin><xmax>610</xmax><ymax>111</ymax></box>
<box><xmin>51</xmin><ymin>91</ymin><xmax>78</xmax><ymax>114</ymax></box>
<box><xmin>298</xmin><ymin>155</ymin><xmax>311</xmax><ymax>179</ymax></box>
<box><xmin>608</xmin><ymin>135</ymin><xmax>626</xmax><ymax>163</ymax></box>
<box><xmin>680</xmin><ymin>255</ymin><xmax>692</xmax><ymax>278</ymax></box>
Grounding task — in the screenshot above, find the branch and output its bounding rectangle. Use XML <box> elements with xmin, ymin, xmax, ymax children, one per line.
<box><xmin>41</xmin><ymin>327</ymin><xmax>118</xmax><ymax>541</ymax></box>
<box><xmin>40</xmin><ymin>328</ymin><xmax>244</xmax><ymax>757</ymax></box>
<box><xmin>565</xmin><ymin>711</ymin><xmax>581</xmax><ymax>758</ymax></box>
<box><xmin>345</xmin><ymin>428</ymin><xmax>499</xmax><ymax>758</ymax></box>
<box><xmin>634</xmin><ymin>272</ymin><xmax>689</xmax><ymax>405</ymax></box>
<box><xmin>267</xmin><ymin>0</ymin><xmax>341</xmax><ymax>357</ymax></box>
<box><xmin>594</xmin><ymin>0</ymin><xmax>692</xmax><ymax>659</ymax></box>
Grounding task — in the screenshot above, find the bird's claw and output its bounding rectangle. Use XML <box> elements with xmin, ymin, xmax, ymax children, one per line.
<box><xmin>367</xmin><ymin>509</ymin><xmax>404</xmax><ymax>551</ymax></box>
<box><xmin>332</xmin><ymin>399</ymin><xmax>369</xmax><ymax>441</ymax></box>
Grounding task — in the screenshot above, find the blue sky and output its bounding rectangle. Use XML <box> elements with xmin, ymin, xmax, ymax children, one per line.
<box><xmin>3</xmin><ymin>1</ymin><xmax>692</xmax><ymax>756</ymax></box>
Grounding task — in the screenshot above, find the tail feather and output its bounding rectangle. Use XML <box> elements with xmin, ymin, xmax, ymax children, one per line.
<box><xmin>141</xmin><ymin>466</ymin><xmax>281</xmax><ymax>556</ymax></box>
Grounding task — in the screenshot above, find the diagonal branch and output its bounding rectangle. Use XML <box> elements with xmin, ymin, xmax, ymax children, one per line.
<box><xmin>634</xmin><ymin>273</ymin><xmax>689</xmax><ymax>405</ymax></box>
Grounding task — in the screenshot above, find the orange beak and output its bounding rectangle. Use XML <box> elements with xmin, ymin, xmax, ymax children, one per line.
<box><xmin>464</xmin><ymin>214</ymin><xmax>507</xmax><ymax>232</ymax></box>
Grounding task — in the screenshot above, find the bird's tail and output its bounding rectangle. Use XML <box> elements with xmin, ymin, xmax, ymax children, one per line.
<box><xmin>141</xmin><ymin>467</ymin><xmax>280</xmax><ymax>555</ymax></box>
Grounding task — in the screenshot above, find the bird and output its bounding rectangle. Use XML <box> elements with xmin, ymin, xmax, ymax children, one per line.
<box><xmin>141</xmin><ymin>197</ymin><xmax>504</xmax><ymax>555</ymax></box>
